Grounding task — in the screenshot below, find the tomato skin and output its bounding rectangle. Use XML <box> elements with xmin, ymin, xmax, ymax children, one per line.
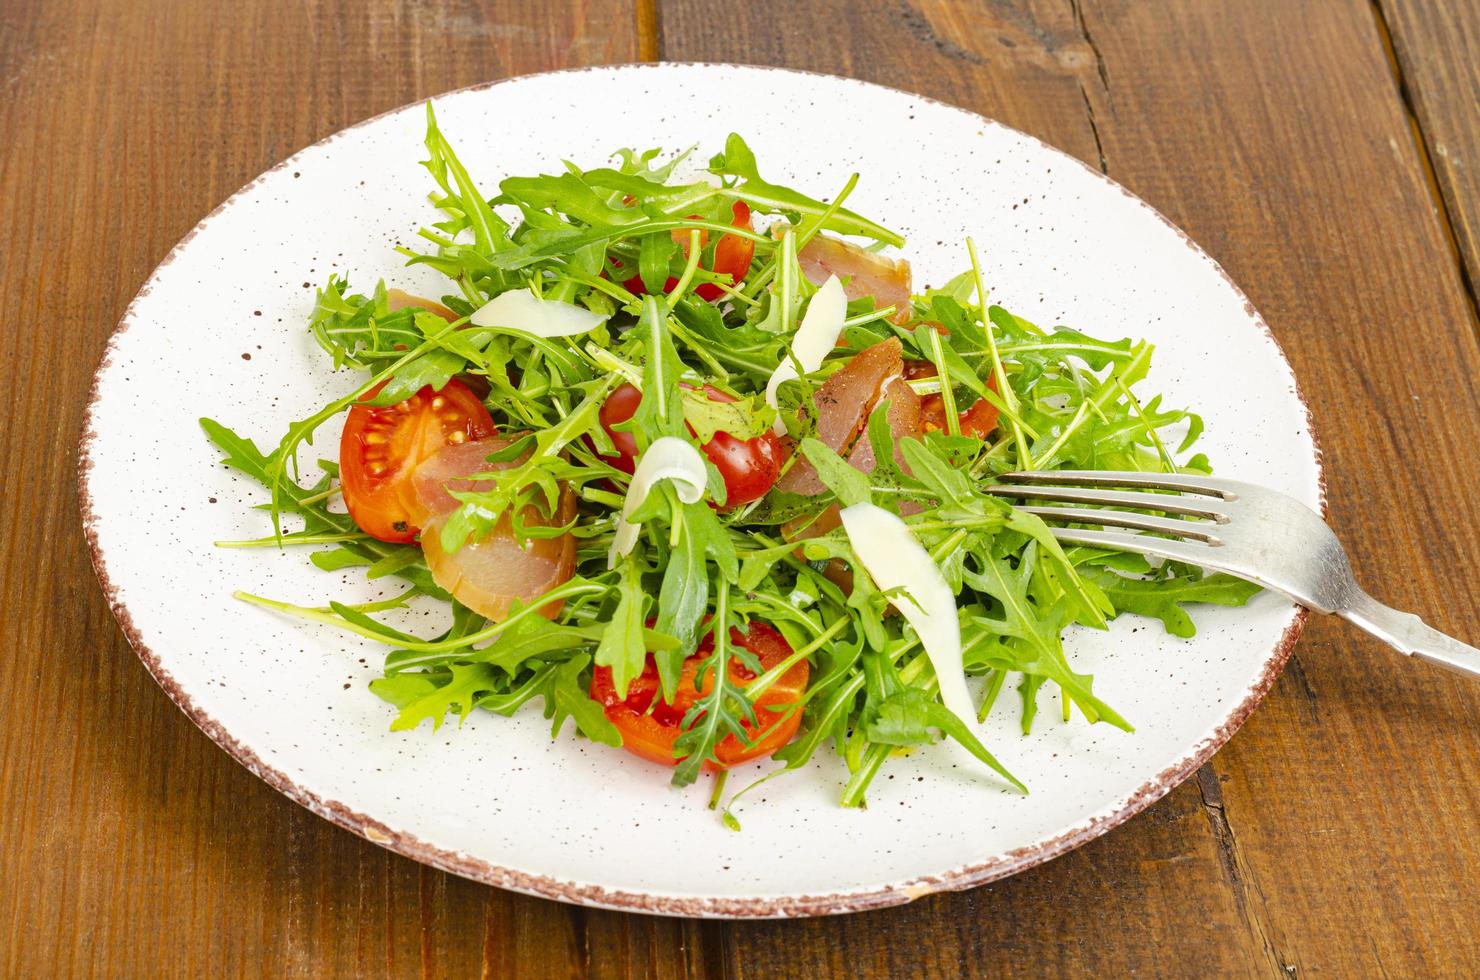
<box><xmin>905</xmin><ymin>358</ymin><xmax>1000</xmax><ymax>438</ymax></box>
<box><xmin>700</xmin><ymin>421</ymin><xmax>782</xmax><ymax>508</ymax></box>
<box><xmin>590</xmin><ymin>621</ymin><xmax>807</xmax><ymax>768</ymax></box>
<box><xmin>593</xmin><ymin>383</ymin><xmax>644</xmax><ymax>476</ymax></box>
<box><xmin>590</xmin><ymin>383</ymin><xmax>781</xmax><ymax>507</ymax></box>
<box><xmin>620</xmin><ymin>201</ymin><xmax>754</xmax><ymax>301</ymax></box>
<box><xmin>339</xmin><ymin>379</ymin><xmax>496</xmax><ymax>543</ymax></box>
<box><xmin>696</xmin><ymin>201</ymin><xmax>754</xmax><ymax>301</ymax></box>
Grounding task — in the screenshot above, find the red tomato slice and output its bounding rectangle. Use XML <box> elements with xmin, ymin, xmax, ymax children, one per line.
<box><xmin>906</xmin><ymin>359</ymin><xmax>1000</xmax><ymax>438</ymax></box>
<box><xmin>339</xmin><ymin>379</ymin><xmax>496</xmax><ymax>543</ymax></box>
<box><xmin>589</xmin><ymin>382</ymin><xmax>781</xmax><ymax>507</ymax></box>
<box><xmin>620</xmin><ymin>201</ymin><xmax>754</xmax><ymax>301</ymax></box>
<box><xmin>590</xmin><ymin>621</ymin><xmax>807</xmax><ymax>768</ymax></box>
<box><xmin>696</xmin><ymin>201</ymin><xmax>755</xmax><ymax>301</ymax></box>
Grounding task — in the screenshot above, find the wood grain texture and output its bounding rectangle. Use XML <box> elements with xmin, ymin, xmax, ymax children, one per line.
<box><xmin>0</xmin><ymin>1</ymin><xmax>656</xmax><ymax>977</ymax></box>
<box><xmin>1376</xmin><ymin>0</ymin><xmax>1480</xmax><ymax>325</ymax></box>
<box><xmin>2</xmin><ymin>0</ymin><xmax>1478</xmax><ymax>976</ymax></box>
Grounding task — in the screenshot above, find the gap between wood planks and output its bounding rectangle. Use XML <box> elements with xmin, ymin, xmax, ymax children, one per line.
<box><xmin>1069</xmin><ymin>0</ymin><xmax>1109</xmax><ymax>174</ymax></box>
<box><xmin>1368</xmin><ymin>0</ymin><xmax>1480</xmax><ymax>342</ymax></box>
<box><xmin>1196</xmin><ymin>767</ymin><xmax>1300</xmax><ymax>978</ymax></box>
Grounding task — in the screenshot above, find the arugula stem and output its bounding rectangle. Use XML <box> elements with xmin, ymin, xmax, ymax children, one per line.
<box><xmin>1116</xmin><ymin>376</ymin><xmax>1177</xmax><ymax>471</ymax></box>
<box><xmin>240</xmin><ymin>579</ymin><xmax>607</xmax><ymax>658</ymax></box>
<box><xmin>842</xmin><ymin>306</ymin><xmax>897</xmax><ymax>329</ymax></box>
<box><xmin>292</xmin><ymin>484</ymin><xmax>343</xmax><ymax>507</ymax></box>
<box><xmin>967</xmin><ymin>237</ymin><xmax>1032</xmax><ymax>469</ymax></box>
<box><xmin>840</xmin><ymin>743</ymin><xmax>892</xmax><ymax>808</ymax></box>
<box><xmin>666</xmin><ymin>229</ymin><xmax>705</xmax><ymax>305</ymax></box>
<box><xmin>746</xmin><ymin>616</ymin><xmax>850</xmax><ymax>699</ymax></box>
<box><xmin>707</xmin><ymin>770</ymin><xmax>729</xmax><ymax>810</ymax></box>
<box><xmin>1027</xmin><ymin>399</ymin><xmax>1091</xmax><ymax>470</ymax></box>
<box><xmin>929</xmin><ymin>528</ymin><xmax>969</xmax><ymax>563</ymax></box>
<box><xmin>215</xmin><ymin>531</ymin><xmax>370</xmax><ymax>548</ymax></box>
<box><xmin>667</xmin><ymin>317</ymin><xmax>730</xmax><ymax>380</ymax></box>
<box><xmin>977</xmin><ymin>669</ymin><xmax>1007</xmax><ymax>722</ymax></box>
<box><xmin>924</xmin><ymin>326</ymin><xmax>961</xmax><ymax>437</ymax></box>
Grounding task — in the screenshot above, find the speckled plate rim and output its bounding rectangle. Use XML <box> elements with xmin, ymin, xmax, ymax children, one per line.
<box><xmin>78</xmin><ymin>62</ymin><xmax>1325</xmax><ymax>918</ymax></box>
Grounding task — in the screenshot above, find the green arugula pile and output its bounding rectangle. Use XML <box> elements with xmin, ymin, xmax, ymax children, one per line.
<box><xmin>204</xmin><ymin>105</ymin><xmax>1259</xmax><ymax>819</ymax></box>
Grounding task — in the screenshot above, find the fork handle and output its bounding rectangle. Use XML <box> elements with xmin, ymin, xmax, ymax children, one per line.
<box><xmin>1339</xmin><ymin>590</ymin><xmax>1480</xmax><ymax>679</ymax></box>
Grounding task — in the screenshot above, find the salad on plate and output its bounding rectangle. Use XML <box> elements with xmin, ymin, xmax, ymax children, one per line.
<box><xmin>205</xmin><ymin>105</ymin><xmax>1259</xmax><ymax>819</ymax></box>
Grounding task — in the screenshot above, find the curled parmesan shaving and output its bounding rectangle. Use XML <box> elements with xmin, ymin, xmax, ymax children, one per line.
<box><xmin>764</xmin><ymin>274</ymin><xmax>847</xmax><ymax>434</ymax></box>
<box><xmin>471</xmin><ymin>288</ymin><xmax>607</xmax><ymax>337</ymax></box>
<box><xmin>607</xmin><ymin>436</ymin><xmax>708</xmax><ymax>567</ymax></box>
<box><xmin>838</xmin><ymin>502</ymin><xmax>975</xmax><ymax>727</ymax></box>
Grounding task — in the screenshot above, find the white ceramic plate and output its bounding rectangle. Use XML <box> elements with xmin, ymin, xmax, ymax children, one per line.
<box><xmin>81</xmin><ymin>64</ymin><xmax>1321</xmax><ymax>917</ymax></box>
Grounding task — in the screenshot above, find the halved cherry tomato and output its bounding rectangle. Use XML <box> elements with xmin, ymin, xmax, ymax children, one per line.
<box><xmin>904</xmin><ymin>359</ymin><xmax>1000</xmax><ymax>438</ymax></box>
<box><xmin>590</xmin><ymin>621</ymin><xmax>807</xmax><ymax>767</ymax></box>
<box><xmin>620</xmin><ymin>201</ymin><xmax>755</xmax><ymax>301</ymax></box>
<box><xmin>698</xmin><ymin>201</ymin><xmax>755</xmax><ymax>301</ymax></box>
<box><xmin>339</xmin><ymin>379</ymin><xmax>496</xmax><ymax>543</ymax></box>
<box><xmin>590</xmin><ymin>382</ymin><xmax>781</xmax><ymax>507</ymax></box>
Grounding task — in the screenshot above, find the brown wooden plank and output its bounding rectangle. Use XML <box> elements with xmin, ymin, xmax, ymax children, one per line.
<box><xmin>1068</xmin><ymin>3</ymin><xmax>1480</xmax><ymax>973</ymax></box>
<box><xmin>7</xmin><ymin>0</ymin><xmax>1480</xmax><ymax>975</ymax></box>
<box><xmin>658</xmin><ymin>0</ymin><xmax>1480</xmax><ymax>975</ymax></box>
<box><xmin>0</xmin><ymin>0</ymin><xmax>644</xmax><ymax>976</ymax></box>
<box><xmin>1376</xmin><ymin>0</ymin><xmax>1480</xmax><ymax>325</ymax></box>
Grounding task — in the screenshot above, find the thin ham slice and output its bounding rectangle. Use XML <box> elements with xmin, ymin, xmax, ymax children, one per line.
<box><xmin>798</xmin><ymin>234</ymin><xmax>913</xmax><ymax>325</ymax></box>
<box><xmin>906</xmin><ymin>358</ymin><xmax>1000</xmax><ymax>438</ymax></box>
<box><xmin>779</xmin><ymin>345</ymin><xmax>925</xmax><ymax>600</ymax></box>
<box><xmin>845</xmin><ymin>377</ymin><xmax>921</xmax><ymax>477</ymax></box>
<box><xmin>408</xmin><ymin>438</ymin><xmax>523</xmax><ymax>522</ymax></box>
<box><xmin>411</xmin><ymin>437</ymin><xmax>577</xmax><ymax>622</ymax></box>
<box><xmin>387</xmin><ymin>288</ymin><xmax>458</xmax><ymax>323</ymax></box>
<box><xmin>777</xmin><ymin>338</ymin><xmax>909</xmax><ymax>496</ymax></box>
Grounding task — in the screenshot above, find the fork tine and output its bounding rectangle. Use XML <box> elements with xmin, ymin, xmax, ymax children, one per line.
<box><xmin>997</xmin><ymin>469</ymin><xmax>1232</xmax><ymax>498</ymax></box>
<box><xmin>1045</xmin><ymin>527</ymin><xmax>1223</xmax><ymax>568</ymax></box>
<box><xmin>1014</xmin><ymin>505</ymin><xmax>1224</xmax><ymax>543</ymax></box>
<box><xmin>987</xmin><ymin>485</ymin><xmax>1231</xmax><ymax>520</ymax></box>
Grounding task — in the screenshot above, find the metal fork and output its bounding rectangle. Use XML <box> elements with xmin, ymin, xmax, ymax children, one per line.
<box><xmin>986</xmin><ymin>470</ymin><xmax>1480</xmax><ymax>678</ymax></box>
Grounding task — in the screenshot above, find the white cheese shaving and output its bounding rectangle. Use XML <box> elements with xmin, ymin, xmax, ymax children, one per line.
<box><xmin>607</xmin><ymin>436</ymin><xmax>708</xmax><ymax>567</ymax></box>
<box><xmin>838</xmin><ymin>502</ymin><xmax>975</xmax><ymax>727</ymax></box>
<box><xmin>764</xmin><ymin>274</ymin><xmax>847</xmax><ymax>433</ymax></box>
<box><xmin>471</xmin><ymin>288</ymin><xmax>607</xmax><ymax>337</ymax></box>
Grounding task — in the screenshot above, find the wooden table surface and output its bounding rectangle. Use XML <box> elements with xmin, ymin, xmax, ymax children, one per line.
<box><xmin>4</xmin><ymin>0</ymin><xmax>1478</xmax><ymax>975</ymax></box>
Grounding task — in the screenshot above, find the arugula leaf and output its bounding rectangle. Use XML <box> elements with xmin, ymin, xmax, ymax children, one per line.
<box><xmin>1086</xmin><ymin>568</ymin><xmax>1262</xmax><ymax>637</ymax></box>
<box><xmin>541</xmin><ymin>654</ymin><xmax>622</xmax><ymax>746</ymax></box>
<box><xmin>500</xmin><ymin>171</ymin><xmax>644</xmax><ymax>229</ymax></box>
<box><xmin>422</xmin><ymin>103</ymin><xmax>508</xmax><ymax>259</ymax></box>
<box><xmin>594</xmin><ymin>558</ymin><xmax>648</xmax><ymax>698</ymax></box>
<box><xmin>962</xmin><ymin>544</ymin><xmax>1130</xmax><ymax>731</ymax></box>
<box><xmin>375</xmin><ymin>662</ymin><xmax>501</xmax><ymax>731</ymax></box>
<box><xmin>866</xmin><ymin>687</ymin><xmax>1025</xmax><ymax>792</ymax></box>
<box><xmin>201</xmin><ymin>418</ymin><xmax>281</xmax><ymax>491</ymax></box>
<box><xmin>629</xmin><ymin>295</ymin><xmax>687</xmax><ymax>445</ymax></box>
<box><xmin>709</xmin><ymin>134</ymin><xmax>903</xmax><ymax>246</ymax></box>
<box><xmin>683</xmin><ymin>389</ymin><xmax>776</xmax><ymax>442</ymax></box>
<box><xmin>798</xmin><ymin>438</ymin><xmax>871</xmax><ymax>507</ymax></box>
<box><xmin>899</xmin><ymin>437</ymin><xmax>973</xmax><ymax>507</ymax></box>
<box><xmin>309</xmin><ymin>276</ymin><xmax>422</xmax><ymax>368</ymax></box>
<box><xmin>654</xmin><ymin>498</ymin><xmax>738</xmax><ymax>691</ymax></box>
<box><xmin>438</xmin><ymin>377</ymin><xmax>615</xmax><ymax>552</ymax></box>
<box><xmin>671</xmin><ymin>586</ymin><xmax>755</xmax><ymax>787</ymax></box>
